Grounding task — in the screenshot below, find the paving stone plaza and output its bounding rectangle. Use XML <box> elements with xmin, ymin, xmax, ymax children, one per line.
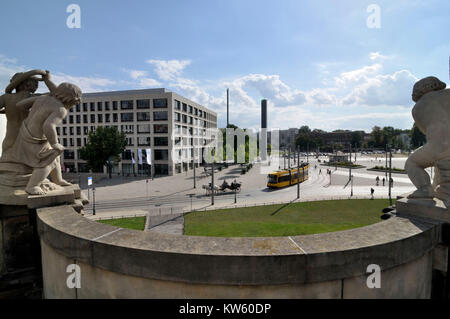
<box><xmin>81</xmin><ymin>153</ymin><xmax>416</xmax><ymax>220</ymax></box>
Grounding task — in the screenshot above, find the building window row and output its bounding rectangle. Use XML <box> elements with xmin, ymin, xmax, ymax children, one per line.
<box><xmin>70</xmin><ymin>99</ymin><xmax>169</xmax><ymax>113</ymax></box>
<box><xmin>58</xmin><ymin>124</ymin><xmax>171</xmax><ymax>136</ymax></box>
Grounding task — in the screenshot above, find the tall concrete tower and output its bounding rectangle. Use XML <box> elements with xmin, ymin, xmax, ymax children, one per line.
<box><xmin>261</xmin><ymin>99</ymin><xmax>268</xmax><ymax>161</ymax></box>
<box><xmin>261</xmin><ymin>99</ymin><xmax>267</xmax><ymax>129</ymax></box>
<box><xmin>226</xmin><ymin>88</ymin><xmax>229</xmax><ymax>127</ymax></box>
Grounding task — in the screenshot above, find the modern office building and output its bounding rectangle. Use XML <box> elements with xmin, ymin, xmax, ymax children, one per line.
<box><xmin>57</xmin><ymin>88</ymin><xmax>217</xmax><ymax>176</ymax></box>
<box><xmin>279</xmin><ymin>128</ymin><xmax>299</xmax><ymax>149</ymax></box>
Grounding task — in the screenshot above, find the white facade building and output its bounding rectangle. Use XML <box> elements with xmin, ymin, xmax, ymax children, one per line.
<box><xmin>58</xmin><ymin>88</ymin><xmax>217</xmax><ymax>176</ymax></box>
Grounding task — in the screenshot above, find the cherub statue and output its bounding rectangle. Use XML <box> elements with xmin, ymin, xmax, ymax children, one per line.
<box><xmin>3</xmin><ymin>82</ymin><xmax>82</xmax><ymax>195</ymax></box>
<box><xmin>0</xmin><ymin>70</ymin><xmax>57</xmax><ymax>157</ymax></box>
<box><xmin>405</xmin><ymin>76</ymin><xmax>450</xmax><ymax>203</ymax></box>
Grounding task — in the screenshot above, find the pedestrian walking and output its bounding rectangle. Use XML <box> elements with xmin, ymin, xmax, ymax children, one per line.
<box><xmin>382</xmin><ymin>177</ymin><xmax>385</xmax><ymax>186</ymax></box>
<box><xmin>390</xmin><ymin>177</ymin><xmax>394</xmax><ymax>188</ymax></box>
<box><xmin>376</xmin><ymin>176</ymin><xmax>380</xmax><ymax>186</ymax></box>
<box><xmin>319</xmin><ymin>169</ymin><xmax>322</xmax><ymax>175</ymax></box>
<box><xmin>370</xmin><ymin>188</ymin><xmax>375</xmax><ymax>199</ymax></box>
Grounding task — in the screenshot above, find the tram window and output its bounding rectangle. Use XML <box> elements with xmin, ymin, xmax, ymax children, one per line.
<box><xmin>278</xmin><ymin>175</ymin><xmax>290</xmax><ymax>183</ymax></box>
<box><xmin>268</xmin><ymin>175</ymin><xmax>277</xmax><ymax>183</ymax></box>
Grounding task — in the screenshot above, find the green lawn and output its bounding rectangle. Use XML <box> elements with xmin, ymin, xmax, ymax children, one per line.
<box><xmin>98</xmin><ymin>216</ymin><xmax>146</xmax><ymax>230</ymax></box>
<box><xmin>184</xmin><ymin>199</ymin><xmax>390</xmax><ymax>237</ymax></box>
<box><xmin>96</xmin><ymin>199</ymin><xmax>391</xmax><ymax>237</ymax></box>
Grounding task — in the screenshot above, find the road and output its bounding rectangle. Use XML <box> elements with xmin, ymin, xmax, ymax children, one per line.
<box><xmin>83</xmin><ymin>154</ymin><xmax>417</xmax><ymax>220</ymax></box>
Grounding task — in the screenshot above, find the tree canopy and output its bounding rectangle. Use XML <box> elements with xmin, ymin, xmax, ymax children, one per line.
<box><xmin>79</xmin><ymin>126</ymin><xmax>127</xmax><ymax>173</ymax></box>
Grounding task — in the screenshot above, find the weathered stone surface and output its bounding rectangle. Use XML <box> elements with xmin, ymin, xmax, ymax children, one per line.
<box><xmin>27</xmin><ymin>189</ymin><xmax>75</xmax><ymax>210</ymax></box>
<box><xmin>396</xmin><ymin>193</ymin><xmax>450</xmax><ymax>223</ymax></box>
<box><xmin>0</xmin><ymin>183</ymin><xmax>84</xmax><ymax>211</ymax></box>
<box><xmin>343</xmin><ymin>251</ymin><xmax>433</xmax><ymax>299</ymax></box>
<box><xmin>433</xmin><ymin>244</ymin><xmax>448</xmax><ymax>272</ymax></box>
<box><xmin>37</xmin><ymin>205</ymin><xmax>440</xmax><ymax>288</ymax></box>
<box><xmin>0</xmin><ymin>185</ymin><xmax>30</xmax><ymax>206</ymax></box>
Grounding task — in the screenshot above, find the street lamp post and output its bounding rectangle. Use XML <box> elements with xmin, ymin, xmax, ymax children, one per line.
<box><xmin>351</xmin><ymin>174</ymin><xmax>353</xmax><ymax>197</ymax></box>
<box><xmin>385</xmin><ymin>144</ymin><xmax>388</xmax><ymax>181</ymax></box>
<box><xmin>349</xmin><ymin>143</ymin><xmax>352</xmax><ymax>181</ymax></box>
<box><xmin>288</xmin><ymin>147</ymin><xmax>291</xmax><ymax>168</ymax></box>
<box><xmin>388</xmin><ymin>145</ymin><xmax>392</xmax><ymax>205</ymax></box>
<box><xmin>307</xmin><ymin>143</ymin><xmax>309</xmax><ymax>164</ymax></box>
<box><xmin>297</xmin><ymin>148</ymin><xmax>300</xmax><ymax>199</ymax></box>
<box><xmin>187</xmin><ymin>193</ymin><xmax>195</xmax><ymax>212</ymax></box>
<box><xmin>193</xmin><ymin>158</ymin><xmax>196</xmax><ymax>189</ymax></box>
<box><xmin>92</xmin><ymin>186</ymin><xmax>96</xmax><ymax>216</ymax></box>
<box><xmin>211</xmin><ymin>161</ymin><xmax>215</xmax><ymax>206</ymax></box>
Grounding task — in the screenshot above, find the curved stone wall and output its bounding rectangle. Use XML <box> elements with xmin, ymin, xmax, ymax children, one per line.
<box><xmin>37</xmin><ymin>205</ymin><xmax>442</xmax><ymax>298</ymax></box>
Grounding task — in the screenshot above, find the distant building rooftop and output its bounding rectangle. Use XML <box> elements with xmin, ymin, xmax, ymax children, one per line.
<box><xmin>82</xmin><ymin>88</ymin><xmax>169</xmax><ymax>98</ymax></box>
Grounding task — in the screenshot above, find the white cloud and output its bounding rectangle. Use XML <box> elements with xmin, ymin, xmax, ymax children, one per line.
<box><xmin>171</xmin><ymin>77</ymin><xmax>225</xmax><ymax>110</ymax></box>
<box><xmin>43</xmin><ymin>73</ymin><xmax>116</xmax><ymax>93</ymax></box>
<box><xmin>122</xmin><ymin>69</ymin><xmax>148</xmax><ymax>80</ymax></box>
<box><xmin>307</xmin><ymin>88</ymin><xmax>337</xmax><ymax>105</ymax></box>
<box><xmin>137</xmin><ymin>77</ymin><xmax>161</xmax><ymax>88</ymax></box>
<box><xmin>146</xmin><ymin>59</ymin><xmax>191</xmax><ymax>81</ymax></box>
<box><xmin>334</xmin><ymin>63</ymin><xmax>382</xmax><ymax>87</ymax></box>
<box><xmin>341</xmin><ymin>69</ymin><xmax>418</xmax><ymax>106</ymax></box>
<box><xmin>121</xmin><ymin>68</ymin><xmax>162</xmax><ymax>88</ymax></box>
<box><xmin>369</xmin><ymin>52</ymin><xmax>389</xmax><ymax>61</ymax></box>
<box><xmin>225</xmin><ymin>74</ymin><xmax>307</xmax><ymax>107</ymax></box>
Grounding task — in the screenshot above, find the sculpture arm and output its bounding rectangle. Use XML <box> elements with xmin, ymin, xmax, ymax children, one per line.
<box><xmin>5</xmin><ymin>69</ymin><xmax>46</xmax><ymax>93</ymax></box>
<box><xmin>42</xmin><ymin>70</ymin><xmax>57</xmax><ymax>93</ymax></box>
<box><xmin>43</xmin><ymin>107</ymin><xmax>66</xmax><ymax>146</ymax></box>
<box><xmin>16</xmin><ymin>96</ymin><xmax>39</xmax><ymax>111</ymax></box>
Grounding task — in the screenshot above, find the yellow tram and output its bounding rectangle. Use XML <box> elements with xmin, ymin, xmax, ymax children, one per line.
<box><xmin>267</xmin><ymin>163</ymin><xmax>309</xmax><ymax>188</ymax></box>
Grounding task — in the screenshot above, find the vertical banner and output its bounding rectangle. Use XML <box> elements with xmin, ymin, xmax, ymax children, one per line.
<box><xmin>131</xmin><ymin>151</ymin><xmax>136</xmax><ymax>164</ymax></box>
<box><xmin>146</xmin><ymin>148</ymin><xmax>152</xmax><ymax>165</ymax></box>
<box><xmin>138</xmin><ymin>149</ymin><xmax>143</xmax><ymax>165</ymax></box>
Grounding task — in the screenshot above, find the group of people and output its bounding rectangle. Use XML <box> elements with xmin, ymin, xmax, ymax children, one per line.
<box><xmin>318</xmin><ymin>168</ymin><xmax>334</xmax><ymax>175</ymax></box>
<box><xmin>374</xmin><ymin>176</ymin><xmax>394</xmax><ymax>187</ymax></box>
<box><xmin>371</xmin><ymin>176</ymin><xmax>394</xmax><ymax>199</ymax></box>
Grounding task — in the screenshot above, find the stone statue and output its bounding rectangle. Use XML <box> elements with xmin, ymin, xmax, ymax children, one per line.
<box><xmin>405</xmin><ymin>76</ymin><xmax>450</xmax><ymax>204</ymax></box>
<box><xmin>2</xmin><ymin>83</ymin><xmax>82</xmax><ymax>195</ymax></box>
<box><xmin>0</xmin><ymin>68</ymin><xmax>82</xmax><ymax>196</ymax></box>
<box><xmin>0</xmin><ymin>70</ymin><xmax>57</xmax><ymax>157</ymax></box>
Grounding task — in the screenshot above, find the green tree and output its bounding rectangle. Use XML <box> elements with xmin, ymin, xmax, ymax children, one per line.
<box><xmin>351</xmin><ymin>131</ymin><xmax>364</xmax><ymax>148</ymax></box>
<box><xmin>370</xmin><ymin>126</ymin><xmax>383</xmax><ymax>148</ymax></box>
<box><xmin>410</xmin><ymin>123</ymin><xmax>426</xmax><ymax>148</ymax></box>
<box><xmin>298</xmin><ymin>125</ymin><xmax>311</xmax><ymax>135</ymax></box>
<box><xmin>80</xmin><ymin>126</ymin><xmax>127</xmax><ymax>177</ymax></box>
<box><xmin>382</xmin><ymin>126</ymin><xmax>395</xmax><ymax>146</ymax></box>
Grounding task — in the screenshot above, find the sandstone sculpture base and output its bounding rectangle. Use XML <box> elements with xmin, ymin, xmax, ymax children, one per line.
<box><xmin>396</xmin><ymin>192</ymin><xmax>450</xmax><ymax>223</ymax></box>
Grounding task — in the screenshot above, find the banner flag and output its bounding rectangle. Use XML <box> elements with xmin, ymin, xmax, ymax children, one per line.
<box><xmin>132</xmin><ymin>152</ymin><xmax>136</xmax><ymax>164</ymax></box>
<box><xmin>138</xmin><ymin>149</ymin><xmax>143</xmax><ymax>165</ymax></box>
<box><xmin>146</xmin><ymin>149</ymin><xmax>152</xmax><ymax>165</ymax></box>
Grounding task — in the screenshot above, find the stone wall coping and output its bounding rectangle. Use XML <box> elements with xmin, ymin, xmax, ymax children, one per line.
<box><xmin>37</xmin><ymin>205</ymin><xmax>441</xmax><ymax>285</ymax></box>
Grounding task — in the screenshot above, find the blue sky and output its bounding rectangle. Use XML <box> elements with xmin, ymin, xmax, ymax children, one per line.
<box><xmin>1</xmin><ymin>0</ymin><xmax>449</xmax><ymax>137</ymax></box>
